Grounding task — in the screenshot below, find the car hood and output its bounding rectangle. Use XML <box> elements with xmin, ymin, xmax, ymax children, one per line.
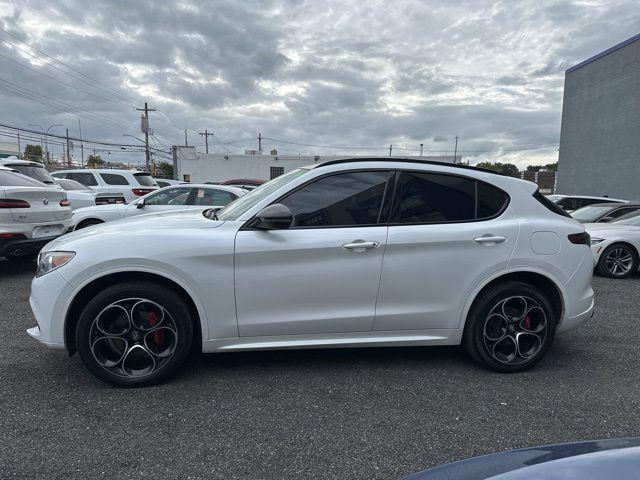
<box><xmin>45</xmin><ymin>209</ymin><xmax>224</xmax><ymax>250</ymax></box>
<box><xmin>404</xmin><ymin>438</ymin><xmax>640</xmax><ymax>480</ymax></box>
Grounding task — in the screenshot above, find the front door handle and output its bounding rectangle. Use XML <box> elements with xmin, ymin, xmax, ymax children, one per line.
<box><xmin>474</xmin><ymin>235</ymin><xmax>507</xmax><ymax>245</ymax></box>
<box><xmin>342</xmin><ymin>240</ymin><xmax>380</xmax><ymax>251</ymax></box>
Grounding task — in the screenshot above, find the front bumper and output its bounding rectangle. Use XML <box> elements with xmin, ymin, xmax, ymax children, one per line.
<box><xmin>27</xmin><ymin>269</ymin><xmax>72</xmax><ymax>350</ymax></box>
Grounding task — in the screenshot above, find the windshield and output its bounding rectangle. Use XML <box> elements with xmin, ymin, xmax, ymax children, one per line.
<box><xmin>612</xmin><ymin>211</ymin><xmax>640</xmax><ymax>226</ymax></box>
<box><xmin>0</xmin><ymin>170</ymin><xmax>45</xmax><ymax>187</ymax></box>
<box><xmin>9</xmin><ymin>164</ymin><xmax>56</xmax><ymax>184</ymax></box>
<box><xmin>571</xmin><ymin>205</ymin><xmax>612</xmax><ymax>222</ymax></box>
<box><xmin>56</xmin><ymin>178</ymin><xmax>92</xmax><ymax>191</ymax></box>
<box><xmin>216</xmin><ymin>168</ymin><xmax>308</xmax><ymax>221</ymax></box>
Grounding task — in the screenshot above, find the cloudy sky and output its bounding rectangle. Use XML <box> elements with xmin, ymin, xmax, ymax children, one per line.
<box><xmin>0</xmin><ymin>0</ymin><xmax>638</xmax><ymax>167</ymax></box>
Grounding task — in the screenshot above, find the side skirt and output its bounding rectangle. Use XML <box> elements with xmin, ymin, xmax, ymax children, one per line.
<box><xmin>202</xmin><ymin>329</ymin><xmax>462</xmax><ymax>353</ymax></box>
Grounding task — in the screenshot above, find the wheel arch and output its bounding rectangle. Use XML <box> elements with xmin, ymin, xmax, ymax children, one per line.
<box><xmin>74</xmin><ymin>217</ymin><xmax>105</xmax><ymax>230</ymax></box>
<box><xmin>460</xmin><ymin>269</ymin><xmax>565</xmax><ymax>333</ymax></box>
<box><xmin>64</xmin><ymin>271</ymin><xmax>203</xmax><ymax>356</ymax></box>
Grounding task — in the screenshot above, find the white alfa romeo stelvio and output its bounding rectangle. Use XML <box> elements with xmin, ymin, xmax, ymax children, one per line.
<box><xmin>28</xmin><ymin>158</ymin><xmax>595</xmax><ymax>387</ymax></box>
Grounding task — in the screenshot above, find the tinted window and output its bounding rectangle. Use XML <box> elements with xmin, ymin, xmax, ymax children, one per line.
<box><xmin>0</xmin><ymin>171</ymin><xmax>44</xmax><ymax>187</ymax></box>
<box><xmin>100</xmin><ymin>173</ymin><xmax>129</xmax><ymax>185</ymax></box>
<box><xmin>601</xmin><ymin>206</ymin><xmax>640</xmax><ymax>222</ymax></box>
<box><xmin>280</xmin><ymin>171</ymin><xmax>390</xmax><ymax>227</ymax></box>
<box><xmin>134</xmin><ymin>173</ymin><xmax>157</xmax><ymax>186</ymax></box>
<box><xmin>156</xmin><ymin>180</ymin><xmax>169</xmax><ymax>188</ymax></box>
<box><xmin>534</xmin><ymin>191</ymin><xmax>572</xmax><ymax>218</ymax></box>
<box><xmin>392</xmin><ymin>172</ymin><xmax>475</xmax><ymax>223</ymax></box>
<box><xmin>144</xmin><ymin>188</ymin><xmax>192</xmax><ymax>206</ymax></box>
<box><xmin>477</xmin><ymin>182</ymin><xmax>509</xmax><ymax>218</ymax></box>
<box><xmin>56</xmin><ymin>178</ymin><xmax>92</xmax><ymax>191</ymax></box>
<box><xmin>193</xmin><ymin>188</ymin><xmax>237</xmax><ymax>206</ymax></box>
<box><xmin>10</xmin><ymin>164</ymin><xmax>56</xmax><ymax>184</ymax></box>
<box><xmin>67</xmin><ymin>172</ymin><xmax>98</xmax><ymax>186</ymax></box>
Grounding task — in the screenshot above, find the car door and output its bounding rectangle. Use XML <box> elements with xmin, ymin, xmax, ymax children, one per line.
<box><xmin>373</xmin><ymin>170</ymin><xmax>518</xmax><ymax>331</ymax></box>
<box><xmin>234</xmin><ymin>170</ymin><xmax>393</xmax><ymax>337</ymax></box>
<box><xmin>125</xmin><ymin>187</ymin><xmax>195</xmax><ymax>217</ymax></box>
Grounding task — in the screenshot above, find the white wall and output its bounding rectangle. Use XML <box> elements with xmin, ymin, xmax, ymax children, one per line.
<box><xmin>175</xmin><ymin>147</ymin><xmax>458</xmax><ymax>183</ymax></box>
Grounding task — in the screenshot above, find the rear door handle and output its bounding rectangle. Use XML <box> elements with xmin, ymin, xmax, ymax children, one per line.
<box><xmin>474</xmin><ymin>235</ymin><xmax>507</xmax><ymax>245</ymax></box>
<box><xmin>342</xmin><ymin>241</ymin><xmax>380</xmax><ymax>251</ymax></box>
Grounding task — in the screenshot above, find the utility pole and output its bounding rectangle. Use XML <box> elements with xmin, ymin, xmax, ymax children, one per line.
<box><xmin>136</xmin><ymin>102</ymin><xmax>156</xmax><ymax>172</ymax></box>
<box><xmin>199</xmin><ymin>129</ymin><xmax>214</xmax><ymax>154</ymax></box>
<box><xmin>453</xmin><ymin>136</ymin><xmax>459</xmax><ymax>164</ymax></box>
<box><xmin>78</xmin><ymin>119</ymin><xmax>84</xmax><ymax>167</ymax></box>
<box><xmin>257</xmin><ymin>132</ymin><xmax>262</xmax><ymax>152</ymax></box>
<box><xmin>419</xmin><ymin>143</ymin><xmax>424</xmax><ymax>156</ymax></box>
<box><xmin>66</xmin><ymin>129</ymin><xmax>71</xmax><ymax>166</ymax></box>
<box><xmin>17</xmin><ymin>132</ymin><xmax>20</xmax><ymax>158</ymax></box>
<box><xmin>389</xmin><ymin>144</ymin><xmax>393</xmax><ymax>157</ymax></box>
<box><xmin>184</xmin><ymin>129</ymin><xmax>188</xmax><ymax>146</ymax></box>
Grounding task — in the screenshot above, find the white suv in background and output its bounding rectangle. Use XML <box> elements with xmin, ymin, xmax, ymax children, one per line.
<box><xmin>51</xmin><ymin>169</ymin><xmax>158</xmax><ymax>203</ymax></box>
<box><xmin>0</xmin><ymin>167</ymin><xmax>72</xmax><ymax>261</ymax></box>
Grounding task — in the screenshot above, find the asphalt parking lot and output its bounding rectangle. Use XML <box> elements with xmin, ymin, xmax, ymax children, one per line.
<box><xmin>1</xmin><ymin>261</ymin><xmax>639</xmax><ymax>479</ymax></box>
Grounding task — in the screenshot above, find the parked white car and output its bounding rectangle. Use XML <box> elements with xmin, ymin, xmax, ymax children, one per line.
<box><xmin>154</xmin><ymin>178</ymin><xmax>187</xmax><ymax>188</ymax></box>
<box><xmin>55</xmin><ymin>178</ymin><xmax>126</xmax><ymax>210</ymax></box>
<box><xmin>547</xmin><ymin>194</ymin><xmax>628</xmax><ymax>212</ymax></box>
<box><xmin>51</xmin><ymin>168</ymin><xmax>158</xmax><ymax>203</ymax></box>
<box><xmin>70</xmin><ymin>183</ymin><xmax>246</xmax><ymax>230</ymax></box>
<box><xmin>0</xmin><ymin>158</ymin><xmax>61</xmax><ymax>188</ymax></box>
<box><xmin>586</xmin><ymin>212</ymin><xmax>640</xmax><ymax>278</ymax></box>
<box><xmin>0</xmin><ymin>167</ymin><xmax>72</xmax><ymax>261</ymax></box>
<box><xmin>29</xmin><ymin>159</ymin><xmax>594</xmax><ymax>387</ymax></box>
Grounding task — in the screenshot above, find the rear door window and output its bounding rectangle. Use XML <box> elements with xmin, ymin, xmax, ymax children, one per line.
<box><xmin>144</xmin><ymin>187</ymin><xmax>193</xmax><ymax>206</ymax></box>
<box><xmin>67</xmin><ymin>172</ymin><xmax>98</xmax><ymax>186</ymax></box>
<box><xmin>100</xmin><ymin>173</ymin><xmax>129</xmax><ymax>185</ymax></box>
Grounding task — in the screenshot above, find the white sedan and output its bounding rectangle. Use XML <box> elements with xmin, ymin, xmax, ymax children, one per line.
<box><xmin>28</xmin><ymin>159</ymin><xmax>595</xmax><ymax>387</ymax></box>
<box><xmin>70</xmin><ymin>184</ymin><xmax>246</xmax><ymax>230</ymax></box>
<box><xmin>586</xmin><ymin>212</ymin><xmax>640</xmax><ymax>278</ymax></box>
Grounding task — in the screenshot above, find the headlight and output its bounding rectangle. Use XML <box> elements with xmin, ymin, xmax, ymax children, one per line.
<box><xmin>36</xmin><ymin>251</ymin><xmax>75</xmax><ymax>277</ymax></box>
<box><xmin>590</xmin><ymin>237</ymin><xmax>605</xmax><ymax>246</ymax></box>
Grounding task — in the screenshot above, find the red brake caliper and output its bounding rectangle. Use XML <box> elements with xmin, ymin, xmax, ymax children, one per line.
<box><xmin>148</xmin><ymin>310</ymin><xmax>164</xmax><ymax>345</ymax></box>
<box><xmin>523</xmin><ymin>314</ymin><xmax>532</xmax><ymax>330</ymax></box>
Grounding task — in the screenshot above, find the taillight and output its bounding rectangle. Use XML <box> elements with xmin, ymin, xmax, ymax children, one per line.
<box><xmin>568</xmin><ymin>232</ymin><xmax>590</xmax><ymax>245</ymax></box>
<box><xmin>59</xmin><ymin>199</ymin><xmax>71</xmax><ymax>207</ymax></box>
<box><xmin>0</xmin><ymin>199</ymin><xmax>30</xmax><ymax>208</ymax></box>
<box><xmin>132</xmin><ymin>188</ymin><xmax>154</xmax><ymax>196</ymax></box>
<box><xmin>0</xmin><ymin>233</ymin><xmax>26</xmax><ymax>239</ymax></box>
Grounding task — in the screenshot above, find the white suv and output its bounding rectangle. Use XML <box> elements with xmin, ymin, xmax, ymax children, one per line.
<box><xmin>29</xmin><ymin>159</ymin><xmax>594</xmax><ymax>387</ymax></box>
<box><xmin>51</xmin><ymin>169</ymin><xmax>158</xmax><ymax>203</ymax></box>
<box><xmin>0</xmin><ymin>167</ymin><xmax>72</xmax><ymax>260</ymax></box>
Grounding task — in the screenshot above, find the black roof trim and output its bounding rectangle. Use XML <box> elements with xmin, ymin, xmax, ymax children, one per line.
<box><xmin>313</xmin><ymin>157</ymin><xmax>503</xmax><ymax>175</ymax></box>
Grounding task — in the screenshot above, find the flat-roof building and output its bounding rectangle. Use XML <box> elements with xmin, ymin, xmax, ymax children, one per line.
<box><xmin>557</xmin><ymin>33</ymin><xmax>640</xmax><ymax>200</ymax></box>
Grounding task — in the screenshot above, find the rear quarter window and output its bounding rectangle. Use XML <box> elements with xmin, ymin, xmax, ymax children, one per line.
<box><xmin>134</xmin><ymin>173</ymin><xmax>157</xmax><ymax>187</ymax></box>
<box><xmin>100</xmin><ymin>173</ymin><xmax>130</xmax><ymax>185</ymax></box>
<box><xmin>533</xmin><ymin>190</ymin><xmax>572</xmax><ymax>218</ymax></box>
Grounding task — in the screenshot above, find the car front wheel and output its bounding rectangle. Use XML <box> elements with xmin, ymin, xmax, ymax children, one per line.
<box><xmin>75</xmin><ymin>281</ymin><xmax>194</xmax><ymax>387</ymax></box>
<box><xmin>463</xmin><ymin>281</ymin><xmax>557</xmax><ymax>373</ymax></box>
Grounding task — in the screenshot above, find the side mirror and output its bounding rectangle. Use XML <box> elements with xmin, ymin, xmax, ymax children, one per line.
<box><xmin>136</xmin><ymin>199</ymin><xmax>145</xmax><ymax>209</ymax></box>
<box><xmin>252</xmin><ymin>203</ymin><xmax>293</xmax><ymax>230</ymax></box>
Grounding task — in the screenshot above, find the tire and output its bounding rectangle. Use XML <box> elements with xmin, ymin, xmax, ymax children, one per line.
<box><xmin>463</xmin><ymin>281</ymin><xmax>557</xmax><ymax>373</ymax></box>
<box><xmin>75</xmin><ymin>281</ymin><xmax>194</xmax><ymax>387</ymax></box>
<box><xmin>75</xmin><ymin>219</ymin><xmax>103</xmax><ymax>230</ymax></box>
<box><xmin>596</xmin><ymin>243</ymin><xmax>638</xmax><ymax>279</ymax></box>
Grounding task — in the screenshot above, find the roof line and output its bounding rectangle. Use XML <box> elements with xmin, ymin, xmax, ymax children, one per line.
<box><xmin>314</xmin><ymin>157</ymin><xmax>503</xmax><ymax>175</ymax></box>
<box><xmin>566</xmin><ymin>32</ymin><xmax>640</xmax><ymax>74</ymax></box>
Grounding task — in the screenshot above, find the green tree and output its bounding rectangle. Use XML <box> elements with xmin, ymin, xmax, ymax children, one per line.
<box><xmin>22</xmin><ymin>144</ymin><xmax>43</xmax><ymax>163</ymax></box>
<box><xmin>157</xmin><ymin>161</ymin><xmax>174</xmax><ymax>178</ymax></box>
<box><xmin>475</xmin><ymin>161</ymin><xmax>520</xmax><ymax>177</ymax></box>
<box><xmin>86</xmin><ymin>154</ymin><xmax>105</xmax><ymax>168</ymax></box>
<box><xmin>526</xmin><ymin>162</ymin><xmax>557</xmax><ymax>172</ymax></box>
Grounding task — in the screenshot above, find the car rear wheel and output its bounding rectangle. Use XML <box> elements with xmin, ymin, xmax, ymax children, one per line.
<box><xmin>596</xmin><ymin>243</ymin><xmax>638</xmax><ymax>278</ymax></box>
<box><xmin>75</xmin><ymin>281</ymin><xmax>194</xmax><ymax>387</ymax></box>
<box><xmin>463</xmin><ymin>281</ymin><xmax>557</xmax><ymax>373</ymax></box>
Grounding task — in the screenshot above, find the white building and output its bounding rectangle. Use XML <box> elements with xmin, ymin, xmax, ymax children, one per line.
<box><xmin>174</xmin><ymin>146</ymin><xmax>460</xmax><ymax>183</ymax></box>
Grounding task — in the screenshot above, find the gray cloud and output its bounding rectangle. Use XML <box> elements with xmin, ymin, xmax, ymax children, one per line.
<box><xmin>0</xmin><ymin>0</ymin><xmax>638</xmax><ymax>167</ymax></box>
